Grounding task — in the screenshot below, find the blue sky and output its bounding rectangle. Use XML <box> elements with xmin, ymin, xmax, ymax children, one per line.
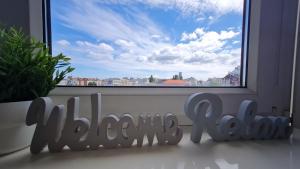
<box><xmin>51</xmin><ymin>0</ymin><xmax>244</xmax><ymax>80</ymax></box>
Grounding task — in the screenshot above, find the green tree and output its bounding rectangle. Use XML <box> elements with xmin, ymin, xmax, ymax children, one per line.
<box><xmin>149</xmin><ymin>75</ymin><xmax>155</xmax><ymax>83</ymax></box>
<box><xmin>88</xmin><ymin>81</ymin><xmax>97</xmax><ymax>86</ymax></box>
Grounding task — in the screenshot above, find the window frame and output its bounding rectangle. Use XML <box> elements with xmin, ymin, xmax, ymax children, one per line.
<box><xmin>28</xmin><ymin>0</ymin><xmax>296</xmax><ymax>125</ymax></box>
<box><xmin>46</xmin><ymin>0</ymin><xmax>250</xmax><ymax>89</ymax></box>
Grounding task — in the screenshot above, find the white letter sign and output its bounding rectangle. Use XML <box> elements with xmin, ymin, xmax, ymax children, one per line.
<box><xmin>184</xmin><ymin>93</ymin><xmax>293</xmax><ymax>142</ymax></box>
<box><xmin>26</xmin><ymin>93</ymin><xmax>183</xmax><ymax>154</ymax></box>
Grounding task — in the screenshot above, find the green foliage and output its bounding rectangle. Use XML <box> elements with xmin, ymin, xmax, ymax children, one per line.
<box><xmin>149</xmin><ymin>75</ymin><xmax>154</xmax><ymax>83</ymax></box>
<box><xmin>0</xmin><ymin>27</ymin><xmax>74</xmax><ymax>103</ymax></box>
<box><xmin>87</xmin><ymin>81</ymin><xmax>97</xmax><ymax>86</ymax></box>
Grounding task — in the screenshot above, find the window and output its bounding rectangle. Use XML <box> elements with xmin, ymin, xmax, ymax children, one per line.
<box><xmin>48</xmin><ymin>0</ymin><xmax>250</xmax><ymax>87</ymax></box>
<box><xmin>35</xmin><ymin>0</ymin><xmax>296</xmax><ymax>125</ymax></box>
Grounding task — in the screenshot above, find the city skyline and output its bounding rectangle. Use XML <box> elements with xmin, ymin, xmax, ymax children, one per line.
<box><xmin>59</xmin><ymin>65</ymin><xmax>241</xmax><ymax>87</ymax></box>
<box><xmin>51</xmin><ymin>0</ymin><xmax>245</xmax><ymax>82</ymax></box>
<box><xmin>63</xmin><ymin>65</ymin><xmax>240</xmax><ymax>81</ymax></box>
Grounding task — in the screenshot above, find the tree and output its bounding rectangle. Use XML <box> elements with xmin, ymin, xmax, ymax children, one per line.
<box><xmin>88</xmin><ymin>81</ymin><xmax>97</xmax><ymax>86</ymax></box>
<box><xmin>149</xmin><ymin>75</ymin><xmax>155</xmax><ymax>83</ymax></box>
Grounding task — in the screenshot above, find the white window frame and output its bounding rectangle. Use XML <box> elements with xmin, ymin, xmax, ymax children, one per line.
<box><xmin>29</xmin><ymin>0</ymin><xmax>297</xmax><ymax>125</ymax></box>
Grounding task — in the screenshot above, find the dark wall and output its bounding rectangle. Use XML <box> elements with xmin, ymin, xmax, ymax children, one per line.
<box><xmin>294</xmin><ymin>24</ymin><xmax>300</xmax><ymax>128</ymax></box>
<box><xmin>0</xmin><ymin>0</ymin><xmax>30</xmax><ymax>34</ymax></box>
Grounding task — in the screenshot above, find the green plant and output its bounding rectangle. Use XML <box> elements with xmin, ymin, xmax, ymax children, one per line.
<box><xmin>0</xmin><ymin>27</ymin><xmax>74</xmax><ymax>103</ymax></box>
<box><xmin>87</xmin><ymin>81</ymin><xmax>97</xmax><ymax>86</ymax></box>
<box><xmin>149</xmin><ymin>75</ymin><xmax>154</xmax><ymax>83</ymax></box>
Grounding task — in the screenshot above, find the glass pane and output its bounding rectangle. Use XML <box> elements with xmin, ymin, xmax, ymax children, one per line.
<box><xmin>50</xmin><ymin>0</ymin><xmax>248</xmax><ymax>87</ymax></box>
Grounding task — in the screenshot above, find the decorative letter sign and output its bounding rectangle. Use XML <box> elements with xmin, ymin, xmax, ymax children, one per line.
<box><xmin>26</xmin><ymin>93</ymin><xmax>183</xmax><ymax>154</ymax></box>
<box><xmin>184</xmin><ymin>93</ymin><xmax>293</xmax><ymax>142</ymax></box>
<box><xmin>26</xmin><ymin>92</ymin><xmax>293</xmax><ymax>154</ymax></box>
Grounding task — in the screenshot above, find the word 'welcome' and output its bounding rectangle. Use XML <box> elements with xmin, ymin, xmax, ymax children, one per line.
<box><xmin>26</xmin><ymin>93</ymin><xmax>183</xmax><ymax>154</ymax></box>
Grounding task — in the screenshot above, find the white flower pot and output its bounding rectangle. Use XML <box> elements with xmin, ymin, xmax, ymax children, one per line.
<box><xmin>0</xmin><ymin>101</ymin><xmax>35</xmax><ymax>155</ymax></box>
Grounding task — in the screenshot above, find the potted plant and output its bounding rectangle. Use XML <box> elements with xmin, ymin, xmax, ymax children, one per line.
<box><xmin>0</xmin><ymin>27</ymin><xmax>74</xmax><ymax>155</ymax></box>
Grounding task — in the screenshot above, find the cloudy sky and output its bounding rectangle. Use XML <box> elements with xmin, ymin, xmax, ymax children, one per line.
<box><xmin>51</xmin><ymin>0</ymin><xmax>245</xmax><ymax>80</ymax></box>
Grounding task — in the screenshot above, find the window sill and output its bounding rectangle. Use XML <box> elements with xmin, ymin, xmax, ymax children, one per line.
<box><xmin>0</xmin><ymin>127</ymin><xmax>299</xmax><ymax>169</ymax></box>
<box><xmin>49</xmin><ymin>87</ymin><xmax>256</xmax><ymax>96</ymax></box>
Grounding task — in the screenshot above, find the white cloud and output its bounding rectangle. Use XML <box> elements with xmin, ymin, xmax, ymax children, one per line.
<box><xmin>233</xmin><ymin>40</ymin><xmax>240</xmax><ymax>44</ymax></box>
<box><xmin>181</xmin><ymin>28</ymin><xmax>205</xmax><ymax>41</ymax></box>
<box><xmin>76</xmin><ymin>41</ymin><xmax>114</xmax><ymax>52</ymax></box>
<box><xmin>57</xmin><ymin>40</ymin><xmax>70</xmax><ymax>47</ymax></box>
<box><xmin>181</xmin><ymin>28</ymin><xmax>239</xmax><ymax>42</ymax></box>
<box><xmin>74</xmin><ymin>41</ymin><xmax>115</xmax><ymax>60</ymax></box>
<box><xmin>219</xmin><ymin>30</ymin><xmax>240</xmax><ymax>40</ymax></box>
<box><xmin>58</xmin><ymin>1</ymin><xmax>166</xmax><ymax>46</ymax></box>
<box><xmin>115</xmin><ymin>39</ymin><xmax>136</xmax><ymax>49</ymax></box>
<box><xmin>149</xmin><ymin>28</ymin><xmax>240</xmax><ymax>66</ymax></box>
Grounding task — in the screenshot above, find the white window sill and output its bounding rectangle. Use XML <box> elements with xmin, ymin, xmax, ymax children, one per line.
<box><xmin>0</xmin><ymin>126</ymin><xmax>299</xmax><ymax>169</ymax></box>
<box><xmin>50</xmin><ymin>87</ymin><xmax>256</xmax><ymax>96</ymax></box>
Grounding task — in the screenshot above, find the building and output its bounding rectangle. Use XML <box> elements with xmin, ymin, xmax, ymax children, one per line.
<box><xmin>223</xmin><ymin>66</ymin><xmax>241</xmax><ymax>86</ymax></box>
<box><xmin>204</xmin><ymin>77</ymin><xmax>230</xmax><ymax>86</ymax></box>
<box><xmin>185</xmin><ymin>77</ymin><xmax>198</xmax><ymax>86</ymax></box>
<box><xmin>162</xmin><ymin>79</ymin><xmax>188</xmax><ymax>86</ymax></box>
